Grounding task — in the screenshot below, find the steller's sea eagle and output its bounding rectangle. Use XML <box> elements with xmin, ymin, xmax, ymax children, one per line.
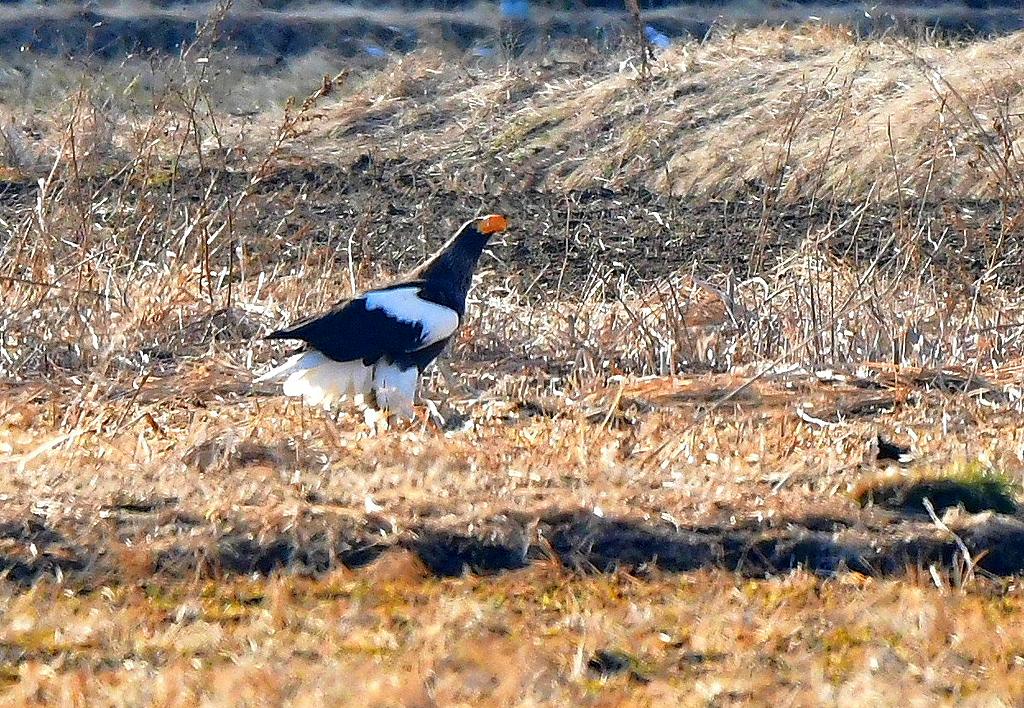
<box><xmin>256</xmin><ymin>214</ymin><xmax>508</xmax><ymax>420</ymax></box>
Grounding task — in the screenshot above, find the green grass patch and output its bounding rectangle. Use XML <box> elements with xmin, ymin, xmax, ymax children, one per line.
<box><xmin>855</xmin><ymin>463</ymin><xmax>1019</xmax><ymax>516</ymax></box>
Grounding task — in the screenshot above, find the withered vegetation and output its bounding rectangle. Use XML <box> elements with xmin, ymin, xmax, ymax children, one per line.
<box><xmin>2</xmin><ymin>18</ymin><xmax>1024</xmax><ymax>705</ymax></box>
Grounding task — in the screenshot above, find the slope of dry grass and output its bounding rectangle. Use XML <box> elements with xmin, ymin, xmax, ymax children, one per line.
<box><xmin>6</xmin><ymin>25</ymin><xmax>1024</xmax><ymax>202</ymax></box>
<box><xmin>2</xmin><ymin>23</ymin><xmax>1024</xmax><ymax>705</ymax></box>
<box><xmin>249</xmin><ymin>25</ymin><xmax>1024</xmax><ymax>202</ymax></box>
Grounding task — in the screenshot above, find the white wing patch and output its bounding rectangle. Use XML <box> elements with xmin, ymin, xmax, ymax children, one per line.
<box><xmin>364</xmin><ymin>287</ymin><xmax>459</xmax><ymax>350</ymax></box>
<box><xmin>372</xmin><ymin>360</ymin><xmax>419</xmax><ymax>420</ymax></box>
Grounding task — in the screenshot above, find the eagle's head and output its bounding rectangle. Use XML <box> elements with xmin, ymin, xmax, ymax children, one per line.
<box><xmin>464</xmin><ymin>214</ymin><xmax>508</xmax><ymax>242</ymax></box>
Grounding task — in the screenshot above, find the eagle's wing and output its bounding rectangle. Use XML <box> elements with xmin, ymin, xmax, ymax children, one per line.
<box><xmin>266</xmin><ymin>283</ymin><xmax>460</xmax><ymax>364</ymax></box>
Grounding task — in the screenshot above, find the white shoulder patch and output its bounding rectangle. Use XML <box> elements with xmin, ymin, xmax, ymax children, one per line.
<box><xmin>363</xmin><ymin>287</ymin><xmax>459</xmax><ymax>349</ymax></box>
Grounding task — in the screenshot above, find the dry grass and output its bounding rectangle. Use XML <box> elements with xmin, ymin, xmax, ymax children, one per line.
<box><xmin>251</xmin><ymin>24</ymin><xmax>1024</xmax><ymax>202</ymax></box>
<box><xmin>2</xmin><ymin>21</ymin><xmax>1024</xmax><ymax>705</ymax></box>
<box><xmin>5</xmin><ymin>567</ymin><xmax>1024</xmax><ymax>704</ymax></box>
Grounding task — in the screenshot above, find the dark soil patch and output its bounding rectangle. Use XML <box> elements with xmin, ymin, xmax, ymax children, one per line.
<box><xmin>240</xmin><ymin>160</ymin><xmax>1024</xmax><ymax>293</ymax></box>
<box><xmin>5</xmin><ymin>160</ymin><xmax>1020</xmax><ymax>298</ymax></box>
<box><xmin>402</xmin><ymin>530</ymin><xmax>534</xmax><ymax>576</ymax></box>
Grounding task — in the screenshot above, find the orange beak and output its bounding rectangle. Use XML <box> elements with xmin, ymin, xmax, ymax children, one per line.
<box><xmin>478</xmin><ymin>214</ymin><xmax>508</xmax><ymax>235</ymax></box>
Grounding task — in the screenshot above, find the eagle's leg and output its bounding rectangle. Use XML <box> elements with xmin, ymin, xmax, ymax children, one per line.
<box><xmin>367</xmin><ymin>360</ymin><xmax>419</xmax><ymax>432</ymax></box>
<box><xmin>361</xmin><ymin>391</ymin><xmax>393</xmax><ymax>435</ymax></box>
<box><xmin>421</xmin><ymin>397</ymin><xmax>447</xmax><ymax>429</ymax></box>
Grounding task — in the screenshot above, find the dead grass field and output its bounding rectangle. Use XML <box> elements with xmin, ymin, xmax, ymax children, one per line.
<box><xmin>2</xmin><ymin>20</ymin><xmax>1024</xmax><ymax>705</ymax></box>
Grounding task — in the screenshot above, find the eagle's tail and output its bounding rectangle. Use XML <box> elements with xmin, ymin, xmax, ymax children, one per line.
<box><xmin>255</xmin><ymin>350</ymin><xmax>374</xmax><ymax>410</ymax></box>
<box><xmin>253</xmin><ymin>350</ymin><xmax>322</xmax><ymax>384</ymax></box>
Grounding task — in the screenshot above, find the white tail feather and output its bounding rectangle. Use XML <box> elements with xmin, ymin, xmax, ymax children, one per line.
<box><xmin>259</xmin><ymin>351</ymin><xmax>419</xmax><ymax>418</ymax></box>
<box><xmin>292</xmin><ymin>361</ymin><xmax>373</xmax><ymax>408</ymax></box>
<box><xmin>253</xmin><ymin>350</ymin><xmax>327</xmax><ymax>384</ymax></box>
<box><xmin>259</xmin><ymin>351</ymin><xmax>374</xmax><ymax>410</ymax></box>
<box><xmin>288</xmin><ymin>360</ymin><xmax>374</xmax><ymax>409</ymax></box>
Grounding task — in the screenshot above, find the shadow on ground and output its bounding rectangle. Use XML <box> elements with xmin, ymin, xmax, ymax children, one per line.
<box><xmin>4</xmin><ymin>503</ymin><xmax>1024</xmax><ymax>589</ymax></box>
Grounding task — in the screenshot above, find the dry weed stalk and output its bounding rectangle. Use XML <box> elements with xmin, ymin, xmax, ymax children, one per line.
<box><xmin>623</xmin><ymin>0</ymin><xmax>653</xmax><ymax>78</ymax></box>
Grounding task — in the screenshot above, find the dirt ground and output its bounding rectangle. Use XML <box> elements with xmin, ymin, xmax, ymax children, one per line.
<box><xmin>2</xmin><ymin>162</ymin><xmax>1021</xmax><ymax>293</ymax></box>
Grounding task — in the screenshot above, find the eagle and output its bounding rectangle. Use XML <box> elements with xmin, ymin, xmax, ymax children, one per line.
<box><xmin>256</xmin><ymin>214</ymin><xmax>508</xmax><ymax>420</ymax></box>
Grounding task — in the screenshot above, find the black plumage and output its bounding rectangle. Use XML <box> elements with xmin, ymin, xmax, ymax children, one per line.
<box><xmin>267</xmin><ymin>281</ymin><xmax>439</xmax><ymax>368</ymax></box>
